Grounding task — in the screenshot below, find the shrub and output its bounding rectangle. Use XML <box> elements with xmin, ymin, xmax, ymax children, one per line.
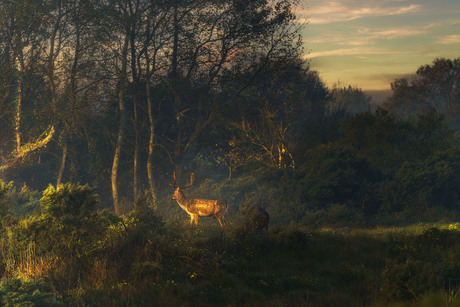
<box><xmin>274</xmin><ymin>224</ymin><xmax>309</xmax><ymax>251</ymax></box>
<box><xmin>297</xmin><ymin>145</ymin><xmax>381</xmax><ymax>215</ymax></box>
<box><xmin>241</xmin><ymin>206</ymin><xmax>270</xmax><ymax>232</ymax></box>
<box><xmin>0</xmin><ymin>278</ymin><xmax>64</xmax><ymax>306</ymax></box>
<box><xmin>5</xmin><ymin>183</ymin><xmax>119</xmax><ymax>287</ymax></box>
<box><xmin>0</xmin><ymin>181</ymin><xmax>14</xmax><ymax>230</ymax></box>
<box><xmin>381</xmin><ymin>259</ymin><xmax>442</xmax><ymax>302</ymax></box>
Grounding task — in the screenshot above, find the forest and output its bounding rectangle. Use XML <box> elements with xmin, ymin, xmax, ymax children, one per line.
<box><xmin>1</xmin><ymin>0</ymin><xmax>460</xmax><ymax>306</ymax></box>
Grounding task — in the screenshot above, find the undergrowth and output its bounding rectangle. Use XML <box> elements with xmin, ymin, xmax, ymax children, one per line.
<box><xmin>2</xmin><ymin>183</ymin><xmax>460</xmax><ymax>306</ymax></box>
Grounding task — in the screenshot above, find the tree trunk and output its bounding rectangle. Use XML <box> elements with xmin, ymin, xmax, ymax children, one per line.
<box><xmin>174</xmin><ymin>93</ymin><xmax>182</xmax><ymax>178</ymax></box>
<box><xmin>56</xmin><ymin>137</ymin><xmax>67</xmax><ymax>186</ymax></box>
<box><xmin>15</xmin><ymin>52</ymin><xmax>24</xmax><ymax>152</ymax></box>
<box><xmin>112</xmin><ymin>35</ymin><xmax>129</xmax><ymax>214</ymax></box>
<box><xmin>145</xmin><ymin>50</ymin><xmax>157</xmax><ymax>207</ymax></box>
<box><xmin>133</xmin><ymin>103</ymin><xmax>139</xmax><ymax>198</ymax></box>
<box><xmin>130</xmin><ymin>29</ymin><xmax>139</xmax><ymax>199</ymax></box>
<box><xmin>172</xmin><ymin>1</ymin><xmax>182</xmax><ymax>178</ymax></box>
<box><xmin>146</xmin><ymin>79</ymin><xmax>157</xmax><ymax>207</ymax></box>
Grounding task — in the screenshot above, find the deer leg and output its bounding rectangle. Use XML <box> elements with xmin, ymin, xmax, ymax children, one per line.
<box><xmin>216</xmin><ymin>216</ymin><xmax>226</xmax><ymax>228</ymax></box>
<box><xmin>189</xmin><ymin>214</ymin><xmax>198</xmax><ymax>226</ymax></box>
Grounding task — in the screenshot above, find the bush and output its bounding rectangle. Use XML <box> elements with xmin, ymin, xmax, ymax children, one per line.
<box><xmin>4</xmin><ymin>183</ymin><xmax>119</xmax><ymax>287</ymax></box>
<box><xmin>0</xmin><ymin>278</ymin><xmax>64</xmax><ymax>306</ymax></box>
<box><xmin>380</xmin><ymin>147</ymin><xmax>460</xmax><ymax>214</ymax></box>
<box><xmin>381</xmin><ymin>259</ymin><xmax>442</xmax><ymax>301</ymax></box>
<box><xmin>0</xmin><ymin>181</ymin><xmax>14</xmax><ymax>230</ymax></box>
<box><xmin>274</xmin><ymin>224</ymin><xmax>309</xmax><ymax>251</ymax></box>
<box><xmin>0</xmin><ymin>180</ymin><xmax>40</xmax><ymax>219</ymax></box>
<box><xmin>297</xmin><ymin>145</ymin><xmax>381</xmax><ymax>215</ymax></box>
<box><xmin>241</xmin><ymin>206</ymin><xmax>270</xmax><ymax>232</ymax></box>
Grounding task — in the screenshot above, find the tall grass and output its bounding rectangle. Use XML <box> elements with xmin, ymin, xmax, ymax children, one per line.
<box><xmin>2</xmin><ymin>205</ymin><xmax>460</xmax><ymax>306</ymax></box>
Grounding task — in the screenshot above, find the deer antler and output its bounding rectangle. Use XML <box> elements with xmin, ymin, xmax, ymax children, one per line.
<box><xmin>170</xmin><ymin>172</ymin><xmax>195</xmax><ymax>189</ymax></box>
<box><xmin>183</xmin><ymin>173</ymin><xmax>195</xmax><ymax>189</ymax></box>
<box><xmin>170</xmin><ymin>171</ymin><xmax>177</xmax><ymax>188</ymax></box>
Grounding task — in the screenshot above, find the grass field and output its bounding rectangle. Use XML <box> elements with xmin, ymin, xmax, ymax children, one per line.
<box><xmin>3</xmin><ymin>219</ymin><xmax>460</xmax><ymax>306</ymax></box>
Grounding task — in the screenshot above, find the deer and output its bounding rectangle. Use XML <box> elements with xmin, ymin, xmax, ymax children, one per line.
<box><xmin>171</xmin><ymin>172</ymin><xmax>228</xmax><ymax>228</ymax></box>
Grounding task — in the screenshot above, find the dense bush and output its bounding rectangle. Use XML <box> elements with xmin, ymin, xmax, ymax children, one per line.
<box><xmin>241</xmin><ymin>205</ymin><xmax>270</xmax><ymax>232</ymax></box>
<box><xmin>4</xmin><ymin>184</ymin><xmax>119</xmax><ymax>286</ymax></box>
<box><xmin>297</xmin><ymin>145</ymin><xmax>381</xmax><ymax>215</ymax></box>
<box><xmin>0</xmin><ymin>278</ymin><xmax>63</xmax><ymax>306</ymax></box>
<box><xmin>377</xmin><ymin>146</ymin><xmax>460</xmax><ymax>222</ymax></box>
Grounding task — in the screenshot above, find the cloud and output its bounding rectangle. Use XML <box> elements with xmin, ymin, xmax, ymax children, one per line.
<box><xmin>307</xmin><ymin>2</ymin><xmax>422</xmax><ymax>24</ymax></box>
<box><xmin>304</xmin><ymin>47</ymin><xmax>415</xmax><ymax>58</ymax></box>
<box><xmin>305</xmin><ymin>26</ymin><xmax>425</xmax><ymax>47</ymax></box>
<box><xmin>438</xmin><ymin>35</ymin><xmax>460</xmax><ymax>45</ymax></box>
<box><xmin>357</xmin><ymin>27</ymin><xmax>426</xmax><ymax>39</ymax></box>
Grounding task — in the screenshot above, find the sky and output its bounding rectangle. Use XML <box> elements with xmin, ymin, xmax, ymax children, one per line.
<box><xmin>300</xmin><ymin>0</ymin><xmax>460</xmax><ymax>95</ymax></box>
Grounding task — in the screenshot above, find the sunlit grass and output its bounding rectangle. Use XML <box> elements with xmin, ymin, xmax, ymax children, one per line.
<box><xmin>319</xmin><ymin>222</ymin><xmax>460</xmax><ymax>238</ymax></box>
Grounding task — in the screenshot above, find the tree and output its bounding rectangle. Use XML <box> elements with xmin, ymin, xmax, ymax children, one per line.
<box><xmin>142</xmin><ymin>2</ymin><xmax>173</xmax><ymax>205</ymax></box>
<box><xmin>337</xmin><ymin>106</ymin><xmax>455</xmax><ymax>181</ymax></box>
<box><xmin>297</xmin><ymin>144</ymin><xmax>381</xmax><ymax>215</ymax></box>
<box><xmin>328</xmin><ymin>83</ymin><xmax>371</xmax><ymax>115</ymax></box>
<box><xmin>380</xmin><ymin>146</ymin><xmax>460</xmax><ymax>213</ymax></box>
<box><xmin>0</xmin><ymin>0</ymin><xmax>55</xmax><ymax>175</ymax></box>
<box><xmin>163</xmin><ymin>0</ymin><xmax>304</xmax><ymax>177</ymax></box>
<box><xmin>385</xmin><ymin>58</ymin><xmax>460</xmax><ymax>129</ymax></box>
<box><xmin>212</xmin><ymin>59</ymin><xmax>328</xmax><ymax>171</ymax></box>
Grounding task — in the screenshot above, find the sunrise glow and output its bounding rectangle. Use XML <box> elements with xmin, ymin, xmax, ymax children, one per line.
<box><xmin>301</xmin><ymin>0</ymin><xmax>460</xmax><ymax>92</ymax></box>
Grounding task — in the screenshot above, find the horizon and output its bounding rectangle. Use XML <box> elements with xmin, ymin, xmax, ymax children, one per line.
<box><xmin>300</xmin><ymin>0</ymin><xmax>460</xmax><ymax>99</ymax></box>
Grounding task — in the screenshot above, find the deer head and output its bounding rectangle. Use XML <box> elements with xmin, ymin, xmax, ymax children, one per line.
<box><xmin>171</xmin><ymin>172</ymin><xmax>195</xmax><ymax>200</ymax></box>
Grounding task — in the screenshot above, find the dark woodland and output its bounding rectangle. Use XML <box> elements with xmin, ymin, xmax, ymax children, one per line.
<box><xmin>0</xmin><ymin>0</ymin><xmax>460</xmax><ymax>305</ymax></box>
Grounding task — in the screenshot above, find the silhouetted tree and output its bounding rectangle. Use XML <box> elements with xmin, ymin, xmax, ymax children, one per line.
<box><xmin>328</xmin><ymin>83</ymin><xmax>371</xmax><ymax>115</ymax></box>
<box><xmin>385</xmin><ymin>58</ymin><xmax>460</xmax><ymax>129</ymax></box>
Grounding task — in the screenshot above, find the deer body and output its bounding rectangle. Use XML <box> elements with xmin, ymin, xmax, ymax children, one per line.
<box><xmin>172</xmin><ymin>174</ymin><xmax>227</xmax><ymax>228</ymax></box>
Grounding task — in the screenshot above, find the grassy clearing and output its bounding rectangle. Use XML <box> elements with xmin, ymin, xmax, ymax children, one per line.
<box><xmin>3</xmin><ymin>215</ymin><xmax>460</xmax><ymax>306</ymax></box>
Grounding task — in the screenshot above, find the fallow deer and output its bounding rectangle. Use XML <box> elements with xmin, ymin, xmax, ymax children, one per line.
<box><xmin>171</xmin><ymin>172</ymin><xmax>227</xmax><ymax>228</ymax></box>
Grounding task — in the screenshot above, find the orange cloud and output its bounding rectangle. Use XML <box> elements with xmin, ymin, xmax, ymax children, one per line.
<box><xmin>308</xmin><ymin>3</ymin><xmax>422</xmax><ymax>24</ymax></box>
<box><xmin>438</xmin><ymin>35</ymin><xmax>460</xmax><ymax>45</ymax></box>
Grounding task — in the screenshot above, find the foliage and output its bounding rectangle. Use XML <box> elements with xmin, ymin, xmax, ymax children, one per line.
<box><xmin>0</xmin><ymin>180</ymin><xmax>14</xmax><ymax>230</ymax></box>
<box><xmin>328</xmin><ymin>83</ymin><xmax>371</xmax><ymax>114</ymax></box>
<box><xmin>380</xmin><ymin>146</ymin><xmax>460</xmax><ymax>213</ymax></box>
<box><xmin>0</xmin><ymin>278</ymin><xmax>64</xmax><ymax>306</ymax></box>
<box><xmin>2</xmin><ymin>181</ymin><xmax>460</xmax><ymax>306</ymax></box>
<box><xmin>241</xmin><ymin>205</ymin><xmax>270</xmax><ymax>232</ymax></box>
<box><xmin>214</xmin><ymin>60</ymin><xmax>329</xmax><ymax>170</ymax></box>
<box><xmin>385</xmin><ymin>58</ymin><xmax>460</xmax><ymax>129</ymax></box>
<box><xmin>1</xmin><ymin>180</ymin><xmax>41</xmax><ymax>230</ymax></box>
<box><xmin>4</xmin><ymin>183</ymin><xmax>120</xmax><ymax>288</ymax></box>
<box><xmin>298</xmin><ymin>144</ymin><xmax>381</xmax><ymax>215</ymax></box>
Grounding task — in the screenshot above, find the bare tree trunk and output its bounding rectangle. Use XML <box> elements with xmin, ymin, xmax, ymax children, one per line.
<box><xmin>59</xmin><ymin>18</ymin><xmax>81</xmax><ymax>187</ymax></box>
<box><xmin>48</xmin><ymin>15</ymin><xmax>62</xmax><ymax>184</ymax></box>
<box><xmin>130</xmin><ymin>29</ymin><xmax>139</xmax><ymax>199</ymax></box>
<box><xmin>133</xmin><ymin>104</ymin><xmax>139</xmax><ymax>198</ymax></box>
<box><xmin>15</xmin><ymin>52</ymin><xmax>24</xmax><ymax>152</ymax></box>
<box><xmin>145</xmin><ymin>47</ymin><xmax>157</xmax><ymax>206</ymax></box>
<box><xmin>56</xmin><ymin>138</ymin><xmax>67</xmax><ymax>186</ymax></box>
<box><xmin>172</xmin><ymin>1</ymin><xmax>182</xmax><ymax>178</ymax></box>
<box><xmin>15</xmin><ymin>78</ymin><xmax>22</xmax><ymax>152</ymax></box>
<box><xmin>146</xmin><ymin>79</ymin><xmax>157</xmax><ymax>207</ymax></box>
<box><xmin>112</xmin><ymin>35</ymin><xmax>129</xmax><ymax>214</ymax></box>
<box><xmin>174</xmin><ymin>95</ymin><xmax>182</xmax><ymax>178</ymax></box>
